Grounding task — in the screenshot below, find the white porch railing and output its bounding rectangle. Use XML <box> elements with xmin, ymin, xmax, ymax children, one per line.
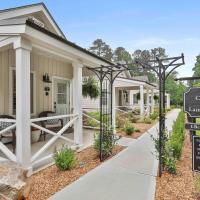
<box><xmin>0</xmin><ymin>118</ymin><xmax>16</xmax><ymax>162</ymax></box>
<box><xmin>30</xmin><ymin>113</ymin><xmax>78</xmax><ymax>164</ymax></box>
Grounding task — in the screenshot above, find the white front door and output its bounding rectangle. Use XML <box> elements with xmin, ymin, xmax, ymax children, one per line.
<box><xmin>53</xmin><ymin>78</ymin><xmax>71</xmax><ymax>119</ymax></box>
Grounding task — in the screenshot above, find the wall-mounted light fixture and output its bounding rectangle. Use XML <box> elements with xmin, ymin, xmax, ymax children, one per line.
<box><xmin>43</xmin><ymin>73</ymin><xmax>52</xmax><ymax>96</ymax></box>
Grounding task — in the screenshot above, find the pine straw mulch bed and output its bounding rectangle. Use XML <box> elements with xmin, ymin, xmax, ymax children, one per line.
<box><xmin>27</xmin><ymin>146</ymin><xmax>124</xmax><ymax>200</ymax></box>
<box><xmin>155</xmin><ymin>131</ymin><xmax>198</xmax><ymax>200</ymax></box>
<box><xmin>117</xmin><ymin>122</ymin><xmax>155</xmax><ymax>139</ymax></box>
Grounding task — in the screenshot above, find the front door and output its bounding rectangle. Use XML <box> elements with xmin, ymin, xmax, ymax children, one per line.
<box><xmin>53</xmin><ymin>78</ymin><xmax>71</xmax><ymax>122</ymax></box>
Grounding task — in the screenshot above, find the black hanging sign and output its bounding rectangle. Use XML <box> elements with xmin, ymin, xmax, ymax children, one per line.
<box><xmin>185</xmin><ymin>123</ymin><xmax>200</xmax><ymax>131</ymax></box>
<box><xmin>184</xmin><ymin>87</ymin><xmax>200</xmax><ymax>117</ymax></box>
<box><xmin>193</xmin><ymin>136</ymin><xmax>200</xmax><ymax>172</ymax></box>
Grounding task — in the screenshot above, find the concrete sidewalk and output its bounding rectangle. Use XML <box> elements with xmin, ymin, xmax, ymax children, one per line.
<box><xmin>50</xmin><ymin>109</ymin><xmax>180</xmax><ymax>200</ymax></box>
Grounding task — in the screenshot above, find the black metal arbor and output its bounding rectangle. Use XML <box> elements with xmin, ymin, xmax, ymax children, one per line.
<box><xmin>135</xmin><ymin>54</ymin><xmax>185</xmax><ymax>176</ymax></box>
<box><xmin>87</xmin><ymin>53</ymin><xmax>185</xmax><ymax>176</ymax></box>
<box><xmin>87</xmin><ymin>64</ymin><xmax>130</xmax><ymax>161</ymax></box>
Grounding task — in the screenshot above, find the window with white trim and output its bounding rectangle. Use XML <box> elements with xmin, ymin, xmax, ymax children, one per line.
<box><xmin>11</xmin><ymin>69</ymin><xmax>35</xmax><ymax>115</ymax></box>
<box><xmin>123</xmin><ymin>91</ymin><xmax>129</xmax><ymax>103</ymax></box>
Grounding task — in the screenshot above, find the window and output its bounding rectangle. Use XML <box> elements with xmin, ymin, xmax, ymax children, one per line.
<box><xmin>133</xmin><ymin>94</ymin><xmax>138</xmax><ymax>104</ymax></box>
<box><xmin>123</xmin><ymin>91</ymin><xmax>129</xmax><ymax>103</ymax></box>
<box><xmin>102</xmin><ymin>89</ymin><xmax>108</xmax><ymax>106</ymax></box>
<box><xmin>11</xmin><ymin>69</ymin><xmax>35</xmax><ymax>115</ymax></box>
<box><xmin>57</xmin><ymin>83</ymin><xmax>67</xmax><ymax>104</ymax></box>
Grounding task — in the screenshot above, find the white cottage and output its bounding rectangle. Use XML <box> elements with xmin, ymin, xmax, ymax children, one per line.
<box><xmin>0</xmin><ymin>3</ymin><xmax>170</xmax><ymax>173</ymax></box>
<box><xmin>0</xmin><ymin>3</ymin><xmax>117</xmax><ymax>172</ymax></box>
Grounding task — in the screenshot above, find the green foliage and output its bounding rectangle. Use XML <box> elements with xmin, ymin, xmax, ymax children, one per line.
<box><xmin>132</xmin><ymin>47</ymin><xmax>167</xmax><ymax>82</ymax></box>
<box><xmin>168</xmin><ymin>111</ymin><xmax>185</xmax><ymax>160</ymax></box>
<box><xmin>153</xmin><ymin>95</ymin><xmax>159</xmax><ymax>101</ymax></box>
<box><xmin>54</xmin><ymin>147</ymin><xmax>76</xmax><ymax>171</ymax></box>
<box><xmin>85</xmin><ymin>118</ymin><xmax>99</xmax><ymax>127</ymax></box>
<box><xmin>150</xmin><ymin>111</ymin><xmax>159</xmax><ymax>120</ymax></box>
<box><xmin>196</xmin><ymin>118</ymin><xmax>200</xmax><ymax>136</ymax></box>
<box><xmin>151</xmin><ymin>111</ymin><xmax>185</xmax><ymax>174</ymax></box>
<box><xmin>88</xmin><ymin>39</ymin><xmax>113</xmax><ymax>61</ymax></box>
<box><xmin>136</xmin><ymin>92</ymin><xmax>140</xmax><ymax>100</ymax></box>
<box><xmin>144</xmin><ymin>117</ymin><xmax>152</xmax><ymax>124</ymax></box>
<box><xmin>195</xmin><ymin>174</ymin><xmax>200</xmax><ymax>192</ymax></box>
<box><xmin>124</xmin><ymin>122</ymin><xmax>135</xmax><ymax>135</ymax></box>
<box><xmin>127</xmin><ymin>111</ymin><xmax>138</xmax><ymax>123</ymax></box>
<box><xmin>94</xmin><ymin>128</ymin><xmax>118</xmax><ymax>158</ymax></box>
<box><xmin>113</xmin><ymin>47</ymin><xmax>132</xmax><ymax>64</ymax></box>
<box><xmin>82</xmin><ymin>77</ymin><xmax>100</xmax><ymax>99</ymax></box>
<box><xmin>165</xmin><ymin>73</ymin><xmax>186</xmax><ymax>106</ymax></box>
<box><xmin>192</xmin><ymin>55</ymin><xmax>200</xmax><ymax>86</ymax></box>
<box><xmin>165</xmin><ymin>157</ymin><xmax>177</xmax><ymax>174</ymax></box>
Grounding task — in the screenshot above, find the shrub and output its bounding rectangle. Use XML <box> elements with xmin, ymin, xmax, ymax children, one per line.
<box><xmin>168</xmin><ymin>111</ymin><xmax>185</xmax><ymax>160</ymax></box>
<box><xmin>151</xmin><ymin>110</ymin><xmax>185</xmax><ymax>174</ymax></box>
<box><xmin>124</xmin><ymin>122</ymin><xmax>135</xmax><ymax>135</ymax></box>
<box><xmin>165</xmin><ymin>157</ymin><xmax>176</xmax><ymax>174</ymax></box>
<box><xmin>144</xmin><ymin>117</ymin><xmax>152</xmax><ymax>124</ymax></box>
<box><xmin>150</xmin><ymin>112</ymin><xmax>159</xmax><ymax>120</ymax></box>
<box><xmin>85</xmin><ymin>118</ymin><xmax>99</xmax><ymax>127</ymax></box>
<box><xmin>128</xmin><ymin>112</ymin><xmax>139</xmax><ymax>123</ymax></box>
<box><xmin>54</xmin><ymin>147</ymin><xmax>76</xmax><ymax>171</ymax></box>
<box><xmin>135</xmin><ymin>128</ymin><xmax>141</xmax><ymax>132</ymax></box>
<box><xmin>94</xmin><ymin>128</ymin><xmax>118</xmax><ymax>158</ymax></box>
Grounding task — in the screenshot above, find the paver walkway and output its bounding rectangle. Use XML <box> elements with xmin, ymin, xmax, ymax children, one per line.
<box><xmin>50</xmin><ymin>109</ymin><xmax>180</xmax><ymax>200</ymax></box>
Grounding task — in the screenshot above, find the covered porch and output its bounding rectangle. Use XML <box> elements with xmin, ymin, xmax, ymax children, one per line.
<box><xmin>0</xmin><ymin>31</ymin><xmax>101</xmax><ymax>173</ymax></box>
<box><xmin>113</xmin><ymin>77</ymin><xmax>156</xmax><ymax>118</ymax></box>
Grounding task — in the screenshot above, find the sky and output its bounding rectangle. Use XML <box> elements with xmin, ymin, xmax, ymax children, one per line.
<box><xmin>1</xmin><ymin>0</ymin><xmax>200</xmax><ymax>77</ymax></box>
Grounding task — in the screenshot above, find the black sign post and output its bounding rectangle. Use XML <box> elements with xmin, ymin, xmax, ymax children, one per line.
<box><xmin>193</xmin><ymin>136</ymin><xmax>200</xmax><ymax>172</ymax></box>
<box><xmin>184</xmin><ymin>87</ymin><xmax>200</xmax><ymax>117</ymax></box>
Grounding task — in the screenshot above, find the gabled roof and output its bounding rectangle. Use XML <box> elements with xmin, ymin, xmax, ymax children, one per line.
<box><xmin>0</xmin><ymin>2</ymin><xmax>66</xmax><ymax>38</ymax></box>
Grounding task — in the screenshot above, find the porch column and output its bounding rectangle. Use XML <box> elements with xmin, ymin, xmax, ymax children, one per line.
<box><xmin>151</xmin><ymin>89</ymin><xmax>154</xmax><ymax>113</ymax></box>
<box><xmin>140</xmin><ymin>85</ymin><xmax>144</xmax><ymax>117</ymax></box>
<box><xmin>14</xmin><ymin>38</ymin><xmax>32</xmax><ymax>168</ymax></box>
<box><xmin>166</xmin><ymin>94</ymin><xmax>170</xmax><ymax>109</ymax></box>
<box><xmin>146</xmin><ymin>88</ymin><xmax>150</xmax><ymax>116</ymax></box>
<box><xmin>72</xmin><ymin>62</ymin><xmax>83</xmax><ymax>146</ymax></box>
<box><xmin>129</xmin><ymin>90</ymin><xmax>134</xmax><ymax>106</ymax></box>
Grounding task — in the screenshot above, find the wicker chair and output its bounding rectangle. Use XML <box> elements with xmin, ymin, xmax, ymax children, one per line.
<box><xmin>0</xmin><ymin>115</ymin><xmax>16</xmax><ymax>152</ymax></box>
<box><xmin>38</xmin><ymin>111</ymin><xmax>64</xmax><ymax>140</ymax></box>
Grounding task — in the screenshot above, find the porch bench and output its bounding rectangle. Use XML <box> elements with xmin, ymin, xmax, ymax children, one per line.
<box><xmin>38</xmin><ymin>111</ymin><xmax>64</xmax><ymax>140</ymax></box>
<box><xmin>0</xmin><ymin>115</ymin><xmax>16</xmax><ymax>153</ymax></box>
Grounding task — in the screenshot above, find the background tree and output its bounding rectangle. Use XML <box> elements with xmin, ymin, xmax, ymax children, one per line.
<box><xmin>113</xmin><ymin>47</ymin><xmax>132</xmax><ymax>63</ymax></box>
<box><xmin>192</xmin><ymin>54</ymin><xmax>200</xmax><ymax>85</ymax></box>
<box><xmin>88</xmin><ymin>39</ymin><xmax>113</xmax><ymax>61</ymax></box>
<box><xmin>132</xmin><ymin>47</ymin><xmax>168</xmax><ymax>82</ymax></box>
<box><xmin>165</xmin><ymin>71</ymin><xmax>186</xmax><ymax>106</ymax></box>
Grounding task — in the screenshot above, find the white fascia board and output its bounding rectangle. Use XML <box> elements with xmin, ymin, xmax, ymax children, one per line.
<box><xmin>0</xmin><ymin>24</ymin><xmax>26</xmax><ymax>34</ymax></box>
<box><xmin>116</xmin><ymin>77</ymin><xmax>145</xmax><ymax>86</ymax></box>
<box><xmin>24</xmin><ymin>25</ymin><xmax>110</xmax><ymax>67</ymax></box>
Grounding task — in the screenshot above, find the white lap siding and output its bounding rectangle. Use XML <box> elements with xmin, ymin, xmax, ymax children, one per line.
<box><xmin>0</xmin><ymin>48</ymin><xmax>73</xmax><ymax>116</ymax></box>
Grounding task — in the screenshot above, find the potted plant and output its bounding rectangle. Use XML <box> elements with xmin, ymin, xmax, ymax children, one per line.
<box><xmin>82</xmin><ymin>77</ymin><xmax>100</xmax><ymax>99</ymax></box>
<box><xmin>154</xmin><ymin>94</ymin><xmax>159</xmax><ymax>101</ymax></box>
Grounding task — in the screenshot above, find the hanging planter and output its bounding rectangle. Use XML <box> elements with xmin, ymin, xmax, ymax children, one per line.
<box><xmin>136</xmin><ymin>92</ymin><xmax>140</xmax><ymax>100</ymax></box>
<box><xmin>154</xmin><ymin>94</ymin><xmax>159</xmax><ymax>100</ymax></box>
<box><xmin>82</xmin><ymin>77</ymin><xmax>100</xmax><ymax>99</ymax></box>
